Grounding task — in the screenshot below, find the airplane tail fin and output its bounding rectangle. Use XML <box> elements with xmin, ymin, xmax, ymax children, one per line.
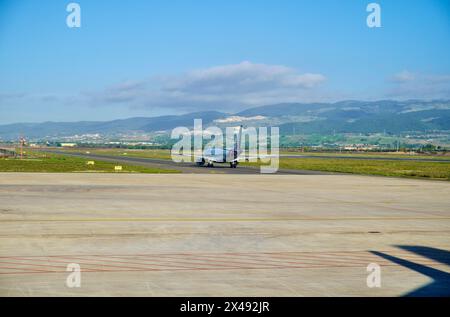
<box><xmin>235</xmin><ymin>125</ymin><xmax>243</xmax><ymax>153</ymax></box>
<box><xmin>232</xmin><ymin>125</ymin><xmax>243</xmax><ymax>161</ymax></box>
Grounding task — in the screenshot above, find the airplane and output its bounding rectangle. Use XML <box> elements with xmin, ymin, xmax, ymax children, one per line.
<box><xmin>174</xmin><ymin>125</ymin><xmax>275</xmax><ymax>168</ymax></box>
<box><xmin>195</xmin><ymin>125</ymin><xmax>244</xmax><ymax>168</ymax></box>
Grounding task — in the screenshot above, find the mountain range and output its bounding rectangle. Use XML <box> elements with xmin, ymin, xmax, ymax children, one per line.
<box><xmin>1</xmin><ymin>100</ymin><xmax>449</xmax><ymax>140</ymax></box>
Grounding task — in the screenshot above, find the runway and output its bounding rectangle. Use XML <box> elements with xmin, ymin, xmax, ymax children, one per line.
<box><xmin>41</xmin><ymin>150</ymin><xmax>329</xmax><ymax>175</ymax></box>
<box><xmin>0</xmin><ymin>173</ymin><xmax>449</xmax><ymax>296</ymax></box>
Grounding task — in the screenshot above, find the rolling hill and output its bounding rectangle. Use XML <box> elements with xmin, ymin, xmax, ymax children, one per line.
<box><xmin>0</xmin><ymin>100</ymin><xmax>449</xmax><ymax>140</ymax></box>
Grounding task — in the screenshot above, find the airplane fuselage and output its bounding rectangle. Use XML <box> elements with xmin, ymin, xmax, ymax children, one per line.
<box><xmin>198</xmin><ymin>148</ymin><xmax>242</xmax><ymax>167</ymax></box>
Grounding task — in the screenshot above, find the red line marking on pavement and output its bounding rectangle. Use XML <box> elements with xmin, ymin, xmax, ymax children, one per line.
<box><xmin>0</xmin><ymin>265</ymin><xmax>58</xmax><ymax>273</ymax></box>
<box><xmin>167</xmin><ymin>252</ymin><xmax>371</xmax><ymax>268</ymax></box>
<box><xmin>68</xmin><ymin>255</ymin><xmax>218</xmax><ymax>271</ymax></box>
<box><xmin>0</xmin><ymin>256</ymin><xmax>162</xmax><ymax>272</ymax></box>
<box><xmin>1</xmin><ymin>249</ymin><xmax>446</xmax><ymax>275</ymax></box>
<box><xmin>151</xmin><ymin>253</ymin><xmax>300</xmax><ymax>268</ymax></box>
<box><xmin>218</xmin><ymin>252</ymin><xmax>439</xmax><ymax>268</ymax></box>
<box><xmin>3</xmin><ymin>262</ymin><xmax>441</xmax><ymax>275</ymax></box>
<box><xmin>253</xmin><ymin>251</ymin><xmax>444</xmax><ymax>265</ymax></box>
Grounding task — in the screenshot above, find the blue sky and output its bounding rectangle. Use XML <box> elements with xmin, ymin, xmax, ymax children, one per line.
<box><xmin>0</xmin><ymin>0</ymin><xmax>449</xmax><ymax>124</ymax></box>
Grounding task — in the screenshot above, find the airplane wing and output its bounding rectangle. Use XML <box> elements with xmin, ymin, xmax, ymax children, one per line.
<box><xmin>235</xmin><ymin>154</ymin><xmax>278</xmax><ymax>162</ymax></box>
<box><xmin>171</xmin><ymin>152</ymin><xmax>205</xmax><ymax>161</ymax></box>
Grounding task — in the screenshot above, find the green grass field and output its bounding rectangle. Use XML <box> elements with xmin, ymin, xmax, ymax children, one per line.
<box><xmin>280</xmin><ymin>150</ymin><xmax>450</xmax><ymax>161</ymax></box>
<box><xmin>243</xmin><ymin>157</ymin><xmax>450</xmax><ymax>180</ymax></box>
<box><xmin>0</xmin><ymin>152</ymin><xmax>179</xmax><ymax>173</ymax></box>
<box><xmin>58</xmin><ymin>148</ymin><xmax>172</xmax><ymax>160</ymax></box>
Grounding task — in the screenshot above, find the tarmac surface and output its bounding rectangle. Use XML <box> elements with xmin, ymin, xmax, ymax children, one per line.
<box><xmin>0</xmin><ymin>173</ymin><xmax>449</xmax><ymax>296</ymax></box>
<box><xmin>42</xmin><ymin>150</ymin><xmax>329</xmax><ymax>175</ymax></box>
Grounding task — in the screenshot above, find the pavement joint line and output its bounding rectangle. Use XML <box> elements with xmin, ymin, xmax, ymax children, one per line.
<box><xmin>1</xmin><ymin>263</ymin><xmax>449</xmax><ymax>275</ymax></box>
<box><xmin>0</xmin><ymin>251</ymin><xmax>442</xmax><ymax>257</ymax></box>
<box><xmin>1</xmin><ymin>216</ymin><xmax>450</xmax><ymax>222</ymax></box>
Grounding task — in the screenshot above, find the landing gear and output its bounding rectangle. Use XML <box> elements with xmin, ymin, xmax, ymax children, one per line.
<box><xmin>206</xmin><ymin>162</ymin><xmax>214</xmax><ymax>167</ymax></box>
<box><xmin>196</xmin><ymin>158</ymin><xmax>205</xmax><ymax>166</ymax></box>
<box><xmin>230</xmin><ymin>162</ymin><xmax>238</xmax><ymax>168</ymax></box>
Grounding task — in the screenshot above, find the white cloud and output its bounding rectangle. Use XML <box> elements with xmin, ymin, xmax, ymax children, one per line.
<box><xmin>164</xmin><ymin>61</ymin><xmax>325</xmax><ymax>94</ymax></box>
<box><xmin>387</xmin><ymin>71</ymin><xmax>450</xmax><ymax>99</ymax></box>
<box><xmin>391</xmin><ymin>70</ymin><xmax>415</xmax><ymax>83</ymax></box>
<box><xmin>87</xmin><ymin>61</ymin><xmax>327</xmax><ymax>112</ymax></box>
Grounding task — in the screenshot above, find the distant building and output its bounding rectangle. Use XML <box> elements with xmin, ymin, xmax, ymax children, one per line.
<box><xmin>0</xmin><ymin>147</ymin><xmax>17</xmax><ymax>158</ymax></box>
<box><xmin>60</xmin><ymin>143</ymin><xmax>77</xmax><ymax>147</ymax></box>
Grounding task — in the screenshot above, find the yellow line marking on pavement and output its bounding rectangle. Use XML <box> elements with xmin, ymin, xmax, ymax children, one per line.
<box><xmin>1</xmin><ymin>217</ymin><xmax>450</xmax><ymax>222</ymax></box>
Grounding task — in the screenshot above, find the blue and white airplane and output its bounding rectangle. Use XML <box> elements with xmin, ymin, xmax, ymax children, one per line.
<box><xmin>175</xmin><ymin>125</ymin><xmax>276</xmax><ymax>169</ymax></box>
<box><xmin>195</xmin><ymin>125</ymin><xmax>243</xmax><ymax>168</ymax></box>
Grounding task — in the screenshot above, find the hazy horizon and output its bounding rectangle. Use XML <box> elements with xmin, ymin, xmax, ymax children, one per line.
<box><xmin>0</xmin><ymin>98</ymin><xmax>449</xmax><ymax>125</ymax></box>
